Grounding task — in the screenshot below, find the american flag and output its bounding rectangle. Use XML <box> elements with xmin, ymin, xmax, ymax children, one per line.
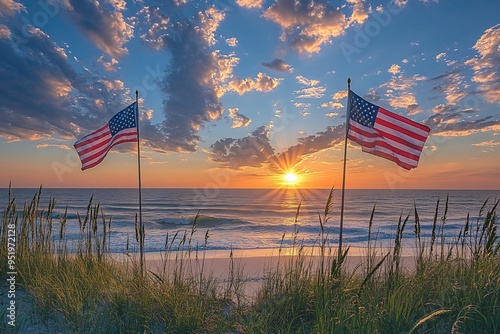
<box><xmin>347</xmin><ymin>90</ymin><xmax>430</xmax><ymax>170</ymax></box>
<box><xmin>74</xmin><ymin>102</ymin><xmax>138</xmax><ymax>171</ymax></box>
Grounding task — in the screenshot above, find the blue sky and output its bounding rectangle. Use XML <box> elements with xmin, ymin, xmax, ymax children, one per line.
<box><xmin>0</xmin><ymin>0</ymin><xmax>499</xmax><ymax>189</ymax></box>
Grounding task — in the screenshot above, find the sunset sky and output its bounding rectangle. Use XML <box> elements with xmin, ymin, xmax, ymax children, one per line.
<box><xmin>1</xmin><ymin>0</ymin><xmax>499</xmax><ymax>189</ymax></box>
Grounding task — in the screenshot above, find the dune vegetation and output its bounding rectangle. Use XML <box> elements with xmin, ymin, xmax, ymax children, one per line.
<box><xmin>1</xmin><ymin>187</ymin><xmax>499</xmax><ymax>333</ymax></box>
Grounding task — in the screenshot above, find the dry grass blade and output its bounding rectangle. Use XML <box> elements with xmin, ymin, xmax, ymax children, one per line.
<box><xmin>409</xmin><ymin>309</ymin><xmax>452</xmax><ymax>334</ymax></box>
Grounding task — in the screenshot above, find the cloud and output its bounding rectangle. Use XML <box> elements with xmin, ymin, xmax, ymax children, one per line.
<box><xmin>137</xmin><ymin>6</ymin><xmax>169</xmax><ymax>50</ymax></box>
<box><xmin>332</xmin><ymin>90</ymin><xmax>348</xmax><ymax>100</ymax></box>
<box><xmin>472</xmin><ymin>140</ymin><xmax>500</xmax><ymax>148</ymax></box>
<box><xmin>435</xmin><ymin>52</ymin><xmax>446</xmax><ymax>60</ymax></box>
<box><xmin>0</xmin><ymin>0</ymin><xmax>24</xmax><ymax>16</ymax></box>
<box><xmin>296</xmin><ymin>75</ymin><xmax>319</xmax><ymax>87</ymax></box>
<box><xmin>132</xmin><ymin>5</ymin><xmax>274</xmax><ymax>152</ymax></box>
<box><xmin>133</xmin><ymin>5</ymin><xmax>279</xmax><ymax>153</ymax></box>
<box><xmin>62</xmin><ymin>0</ymin><xmax>134</xmax><ymax>58</ymax></box>
<box><xmin>393</xmin><ymin>0</ymin><xmax>408</xmax><ymax>7</ymax></box>
<box><xmin>465</xmin><ymin>24</ymin><xmax>500</xmax><ymax>103</ymax></box>
<box><xmin>0</xmin><ymin>24</ymin><xmax>10</xmax><ymax>39</ymax></box>
<box><xmin>425</xmin><ymin>106</ymin><xmax>500</xmax><ymax>137</ymax></box>
<box><xmin>295</xmin><ymin>86</ymin><xmax>326</xmax><ymax>99</ymax></box>
<box><xmin>295</xmin><ymin>75</ymin><xmax>325</xmax><ymax>99</ymax></box>
<box><xmin>36</xmin><ymin>143</ymin><xmax>72</xmax><ymax>150</ymax></box>
<box><xmin>263</xmin><ymin>0</ymin><xmax>348</xmax><ymax>53</ymax></box>
<box><xmin>208</xmin><ymin>126</ymin><xmax>275</xmax><ymax>168</ymax></box>
<box><xmin>208</xmin><ymin>122</ymin><xmax>346</xmax><ymax>173</ymax></box>
<box><xmin>173</xmin><ymin>0</ymin><xmax>188</xmax><ymax>6</ymax></box>
<box><xmin>151</xmin><ymin>12</ymin><xmax>226</xmax><ymax>152</ymax></box>
<box><xmin>427</xmin><ymin>145</ymin><xmax>438</xmax><ymax>152</ymax></box>
<box><xmin>321</xmin><ymin>101</ymin><xmax>344</xmax><ymax>109</ymax></box>
<box><xmin>429</xmin><ymin>70</ymin><xmax>467</xmax><ymax>105</ymax></box>
<box><xmin>294</xmin><ymin>102</ymin><xmax>312</xmax><ymax>117</ymax></box>
<box><xmin>98</xmin><ymin>79</ymin><xmax>124</xmax><ymax>92</ymax></box>
<box><xmin>388</xmin><ymin>64</ymin><xmax>401</xmax><ymax>75</ymax></box>
<box><xmin>388</xmin><ymin>93</ymin><xmax>419</xmax><ymax>112</ymax></box>
<box><xmin>296</xmin><ymin>125</ymin><xmax>345</xmax><ymax>153</ymax></box>
<box><xmin>196</xmin><ymin>6</ymin><xmax>225</xmax><ymax>46</ymax></box>
<box><xmin>228</xmin><ymin>108</ymin><xmax>251</xmax><ymax>128</ymax></box>
<box><xmin>347</xmin><ymin>0</ymin><xmax>371</xmax><ymax>25</ymax></box>
<box><xmin>269</xmin><ymin>125</ymin><xmax>345</xmax><ymax>172</ymax></box>
<box><xmin>383</xmin><ymin>72</ymin><xmax>426</xmax><ymax>91</ymax></box>
<box><xmin>225</xmin><ymin>37</ymin><xmax>238</xmax><ymax>47</ymax></box>
<box><xmin>97</xmin><ymin>56</ymin><xmax>119</xmax><ymax>72</ymax></box>
<box><xmin>321</xmin><ymin>89</ymin><xmax>347</xmax><ymax>110</ymax></box>
<box><xmin>262</xmin><ymin>58</ymin><xmax>293</xmax><ymax>73</ymax></box>
<box><xmin>227</xmin><ymin>72</ymin><xmax>282</xmax><ymax>95</ymax></box>
<box><xmin>212</xmin><ymin>50</ymin><xmax>240</xmax><ymax>88</ymax></box>
<box><xmin>380</xmin><ymin>68</ymin><xmax>426</xmax><ymax>114</ymax></box>
<box><xmin>431</xmin><ymin>103</ymin><xmax>459</xmax><ymax>115</ymax></box>
<box><xmin>235</xmin><ymin>0</ymin><xmax>263</xmax><ymax>9</ymax></box>
<box><xmin>0</xmin><ymin>24</ymin><xmax>128</xmax><ymax>142</ymax></box>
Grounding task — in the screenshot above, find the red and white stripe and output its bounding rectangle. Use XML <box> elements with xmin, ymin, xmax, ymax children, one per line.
<box><xmin>348</xmin><ymin>108</ymin><xmax>430</xmax><ymax>170</ymax></box>
<box><xmin>74</xmin><ymin>124</ymin><xmax>137</xmax><ymax>171</ymax></box>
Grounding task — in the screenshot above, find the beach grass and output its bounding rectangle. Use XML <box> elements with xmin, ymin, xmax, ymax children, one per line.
<box><xmin>1</xmin><ymin>186</ymin><xmax>499</xmax><ymax>333</ymax></box>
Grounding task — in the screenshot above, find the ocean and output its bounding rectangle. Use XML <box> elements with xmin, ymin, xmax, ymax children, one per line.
<box><xmin>1</xmin><ymin>188</ymin><xmax>499</xmax><ymax>254</ymax></box>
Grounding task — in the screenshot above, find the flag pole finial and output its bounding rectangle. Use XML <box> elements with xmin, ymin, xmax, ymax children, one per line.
<box><xmin>135</xmin><ymin>90</ymin><xmax>138</xmax><ymax>99</ymax></box>
<box><xmin>347</xmin><ymin>77</ymin><xmax>351</xmax><ymax>89</ymax></box>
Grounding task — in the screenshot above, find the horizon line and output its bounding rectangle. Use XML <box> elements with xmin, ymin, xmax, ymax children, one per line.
<box><xmin>2</xmin><ymin>187</ymin><xmax>499</xmax><ymax>191</ymax></box>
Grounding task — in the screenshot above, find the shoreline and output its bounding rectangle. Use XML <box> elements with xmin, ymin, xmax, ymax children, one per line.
<box><xmin>116</xmin><ymin>247</ymin><xmax>416</xmax><ymax>280</ymax></box>
<box><xmin>115</xmin><ymin>246</ymin><xmax>417</xmax><ymax>299</ymax></box>
<box><xmin>122</xmin><ymin>244</ymin><xmax>419</xmax><ymax>259</ymax></box>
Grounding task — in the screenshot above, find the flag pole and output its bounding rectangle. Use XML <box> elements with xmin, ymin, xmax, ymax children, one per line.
<box><xmin>135</xmin><ymin>90</ymin><xmax>144</xmax><ymax>276</ymax></box>
<box><xmin>339</xmin><ymin>78</ymin><xmax>351</xmax><ymax>258</ymax></box>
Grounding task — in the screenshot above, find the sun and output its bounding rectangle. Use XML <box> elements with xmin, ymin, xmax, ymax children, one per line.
<box><xmin>283</xmin><ymin>172</ymin><xmax>299</xmax><ymax>185</ymax></box>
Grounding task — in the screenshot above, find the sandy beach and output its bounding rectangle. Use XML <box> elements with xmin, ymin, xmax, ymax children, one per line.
<box><xmin>115</xmin><ymin>246</ymin><xmax>416</xmax><ymax>299</ymax></box>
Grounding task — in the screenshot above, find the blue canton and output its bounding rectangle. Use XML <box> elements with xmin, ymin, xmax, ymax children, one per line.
<box><xmin>349</xmin><ymin>91</ymin><xmax>378</xmax><ymax>128</ymax></box>
<box><xmin>109</xmin><ymin>104</ymin><xmax>137</xmax><ymax>136</ymax></box>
